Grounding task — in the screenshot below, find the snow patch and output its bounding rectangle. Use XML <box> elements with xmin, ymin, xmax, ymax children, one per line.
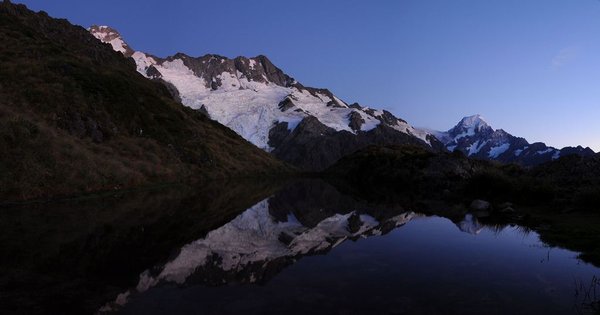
<box><xmin>131</xmin><ymin>52</ymin><xmax>156</xmax><ymax>74</ymax></box>
<box><xmin>536</xmin><ymin>148</ymin><xmax>554</xmax><ymax>155</ymax></box>
<box><xmin>410</xmin><ymin>127</ymin><xmax>435</xmax><ymax>145</ymax></box>
<box><xmin>514</xmin><ymin>149</ymin><xmax>523</xmax><ymax>156</ymax></box>
<box><xmin>454</xmin><ymin>128</ymin><xmax>476</xmax><ymax>141</ymax></box>
<box><xmin>356</xmin><ymin>110</ymin><xmax>381</xmax><ymax>132</ymax></box>
<box><xmin>468</xmin><ymin>140</ymin><xmax>487</xmax><ymax>156</ymax></box>
<box><xmin>108</xmin><ymin>37</ymin><xmax>127</xmax><ymax>54</ymax></box>
<box><xmin>488</xmin><ymin>143</ymin><xmax>510</xmax><ymax>158</ymax></box>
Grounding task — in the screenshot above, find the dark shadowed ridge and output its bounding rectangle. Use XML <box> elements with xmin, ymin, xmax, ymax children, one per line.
<box><xmin>0</xmin><ymin>1</ymin><xmax>291</xmax><ymax>201</ymax></box>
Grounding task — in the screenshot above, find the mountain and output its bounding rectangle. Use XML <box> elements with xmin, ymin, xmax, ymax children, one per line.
<box><xmin>0</xmin><ymin>2</ymin><xmax>289</xmax><ymax>201</ymax></box>
<box><xmin>432</xmin><ymin>115</ymin><xmax>595</xmax><ymax>166</ymax></box>
<box><xmin>89</xmin><ymin>26</ymin><xmax>444</xmax><ymax>170</ymax></box>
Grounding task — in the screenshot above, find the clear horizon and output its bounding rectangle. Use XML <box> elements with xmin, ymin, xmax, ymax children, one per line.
<box><xmin>14</xmin><ymin>0</ymin><xmax>600</xmax><ymax>151</ymax></box>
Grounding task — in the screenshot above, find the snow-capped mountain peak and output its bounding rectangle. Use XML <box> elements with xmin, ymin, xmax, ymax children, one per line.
<box><xmin>448</xmin><ymin>114</ymin><xmax>493</xmax><ymax>140</ymax></box>
<box><xmin>458</xmin><ymin>114</ymin><xmax>489</xmax><ymax>129</ymax></box>
<box><xmin>89</xmin><ymin>25</ymin><xmax>442</xmax><ymax>170</ymax></box>
<box><xmin>87</xmin><ymin>25</ymin><xmax>594</xmax><ymax>168</ymax></box>
<box><xmin>435</xmin><ymin>115</ymin><xmax>595</xmax><ymax>166</ymax></box>
<box><xmin>458</xmin><ymin>114</ymin><xmax>491</xmax><ymax>131</ymax></box>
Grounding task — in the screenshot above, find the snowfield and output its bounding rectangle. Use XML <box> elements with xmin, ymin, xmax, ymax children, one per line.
<box><xmin>90</xmin><ymin>27</ymin><xmax>436</xmax><ymax>151</ymax></box>
<box><xmin>145</xmin><ymin>56</ymin><xmax>431</xmax><ymax>150</ymax></box>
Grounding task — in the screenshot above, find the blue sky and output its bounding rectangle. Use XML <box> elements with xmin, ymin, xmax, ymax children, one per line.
<box><xmin>15</xmin><ymin>0</ymin><xmax>600</xmax><ymax>150</ymax></box>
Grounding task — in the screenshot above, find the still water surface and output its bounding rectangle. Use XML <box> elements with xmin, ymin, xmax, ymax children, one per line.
<box><xmin>107</xmin><ymin>182</ymin><xmax>598</xmax><ymax>315</ymax></box>
<box><xmin>1</xmin><ymin>179</ymin><xmax>598</xmax><ymax>314</ymax></box>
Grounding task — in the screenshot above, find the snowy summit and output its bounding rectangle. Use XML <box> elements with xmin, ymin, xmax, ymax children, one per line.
<box><xmin>433</xmin><ymin>114</ymin><xmax>594</xmax><ymax>166</ymax></box>
<box><xmin>89</xmin><ymin>25</ymin><xmax>442</xmax><ymax>170</ymax></box>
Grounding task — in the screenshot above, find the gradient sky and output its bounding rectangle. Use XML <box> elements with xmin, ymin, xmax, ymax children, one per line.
<box><xmin>14</xmin><ymin>0</ymin><xmax>600</xmax><ymax>150</ymax></box>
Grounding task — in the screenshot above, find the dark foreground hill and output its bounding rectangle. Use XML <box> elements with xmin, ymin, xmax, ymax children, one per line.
<box><xmin>0</xmin><ymin>1</ymin><xmax>290</xmax><ymax>201</ymax></box>
<box><xmin>326</xmin><ymin>145</ymin><xmax>600</xmax><ymax>210</ymax></box>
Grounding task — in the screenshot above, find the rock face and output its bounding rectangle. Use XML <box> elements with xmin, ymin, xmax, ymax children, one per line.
<box><xmin>271</xmin><ymin>118</ymin><xmax>443</xmax><ymax>171</ymax></box>
<box><xmin>432</xmin><ymin>115</ymin><xmax>595</xmax><ymax>166</ymax></box>
<box><xmin>89</xmin><ymin>26</ymin><xmax>443</xmax><ymax>170</ymax></box>
<box><xmin>348</xmin><ymin>111</ymin><xmax>365</xmax><ymax>132</ymax></box>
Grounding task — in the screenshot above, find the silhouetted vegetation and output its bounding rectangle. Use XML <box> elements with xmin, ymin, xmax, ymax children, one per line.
<box><xmin>326</xmin><ymin>144</ymin><xmax>600</xmax><ymax>211</ymax></box>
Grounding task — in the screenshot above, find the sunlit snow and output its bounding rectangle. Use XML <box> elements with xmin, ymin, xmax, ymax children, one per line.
<box><xmin>90</xmin><ymin>27</ymin><xmax>437</xmax><ymax>150</ymax></box>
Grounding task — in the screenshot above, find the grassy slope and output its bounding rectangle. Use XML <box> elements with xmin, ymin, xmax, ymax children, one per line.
<box><xmin>0</xmin><ymin>2</ymin><xmax>290</xmax><ymax>201</ymax></box>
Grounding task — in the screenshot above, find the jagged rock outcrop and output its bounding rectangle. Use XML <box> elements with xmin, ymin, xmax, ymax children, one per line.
<box><xmin>270</xmin><ymin>117</ymin><xmax>441</xmax><ymax>170</ymax></box>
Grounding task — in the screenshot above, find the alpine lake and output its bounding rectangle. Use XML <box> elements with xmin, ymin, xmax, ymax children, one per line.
<box><xmin>1</xmin><ymin>179</ymin><xmax>599</xmax><ymax>315</ymax></box>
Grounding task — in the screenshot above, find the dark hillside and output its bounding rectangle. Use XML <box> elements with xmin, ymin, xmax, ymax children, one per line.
<box><xmin>0</xmin><ymin>1</ymin><xmax>289</xmax><ymax>201</ymax></box>
<box><xmin>325</xmin><ymin>144</ymin><xmax>600</xmax><ymax>210</ymax></box>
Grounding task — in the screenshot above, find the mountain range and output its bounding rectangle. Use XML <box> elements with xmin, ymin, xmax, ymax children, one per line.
<box><xmin>0</xmin><ymin>1</ymin><xmax>595</xmax><ymax>201</ymax></box>
<box><xmin>90</xmin><ymin>26</ymin><xmax>595</xmax><ymax>170</ymax></box>
<box><xmin>89</xmin><ymin>25</ymin><xmax>444</xmax><ymax>171</ymax></box>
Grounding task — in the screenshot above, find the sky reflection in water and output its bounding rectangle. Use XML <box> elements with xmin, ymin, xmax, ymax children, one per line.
<box><xmin>106</xmin><ymin>190</ymin><xmax>599</xmax><ymax>315</ymax></box>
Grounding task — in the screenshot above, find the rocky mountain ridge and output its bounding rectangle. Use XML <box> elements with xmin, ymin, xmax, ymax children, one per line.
<box><xmin>89</xmin><ymin>26</ymin><xmax>595</xmax><ymax>169</ymax></box>
<box><xmin>89</xmin><ymin>25</ymin><xmax>443</xmax><ymax>170</ymax></box>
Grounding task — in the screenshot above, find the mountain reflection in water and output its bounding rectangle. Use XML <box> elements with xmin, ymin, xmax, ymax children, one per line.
<box><xmin>102</xmin><ymin>201</ymin><xmax>415</xmax><ymax>312</ymax></box>
<box><xmin>1</xmin><ymin>179</ymin><xmax>599</xmax><ymax>315</ymax></box>
<box><xmin>99</xmin><ymin>180</ymin><xmax>599</xmax><ymax>315</ymax></box>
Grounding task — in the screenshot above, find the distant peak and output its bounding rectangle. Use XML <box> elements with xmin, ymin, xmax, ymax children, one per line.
<box><xmin>458</xmin><ymin>114</ymin><xmax>489</xmax><ymax>128</ymax></box>
<box><xmin>446</xmin><ymin>114</ymin><xmax>493</xmax><ymax>139</ymax></box>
